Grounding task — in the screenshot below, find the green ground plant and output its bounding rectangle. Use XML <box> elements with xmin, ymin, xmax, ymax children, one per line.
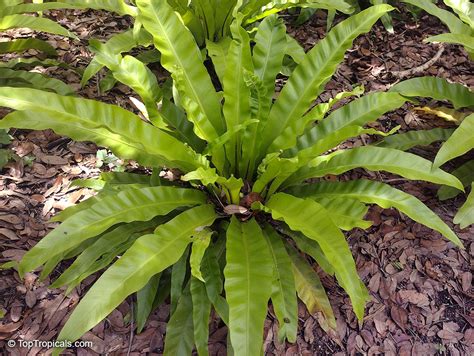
<box><xmin>403</xmin><ymin>0</ymin><xmax>474</xmax><ymax>59</ymax></box>
<box><xmin>0</xmin><ymin>0</ymin><xmax>76</xmax><ymax>93</ymax></box>
<box><xmin>0</xmin><ymin>3</ymin><xmax>467</xmax><ymax>355</ymax></box>
<box><xmin>379</xmin><ymin>76</ymin><xmax>474</xmax><ymax>229</ymax></box>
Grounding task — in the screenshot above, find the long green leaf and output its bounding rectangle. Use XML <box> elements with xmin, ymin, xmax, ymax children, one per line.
<box><xmin>223</xmin><ymin>18</ymin><xmax>253</xmax><ymax>174</ymax></box>
<box><xmin>200</xmin><ymin>242</ymin><xmax>229</xmax><ymax>325</ymax></box>
<box><xmin>252</xmin><ymin>14</ymin><xmax>287</xmax><ymax>117</ymax></box>
<box><xmin>444</xmin><ymin>0</ymin><xmax>474</xmax><ymax>29</ymax></box>
<box><xmin>0</xmin><ymin>87</ymin><xmax>208</xmax><ymax>171</ymax></box>
<box><xmin>284</xmin><ymin>229</ymin><xmax>334</xmax><ymax>275</ymax></box>
<box><xmin>0</xmin><ymin>38</ymin><xmax>56</xmax><ymax>55</ymax></box>
<box><xmin>438</xmin><ymin>160</ymin><xmax>474</xmax><ymax>200</ymax></box>
<box><xmin>287</xmin><ymin>179</ymin><xmax>462</xmax><ymax>246</ymax></box>
<box><xmin>260</xmin><ymin>4</ymin><xmax>393</xmax><ymax>154</ymax></box>
<box><xmin>224</xmin><ymin>217</ymin><xmax>273</xmax><ymax>356</ymax></box>
<box><xmin>434</xmin><ymin>113</ymin><xmax>474</xmax><ymax>168</ymax></box>
<box><xmin>454</xmin><ymin>185</ymin><xmax>474</xmax><ymax>229</ymax></box>
<box><xmin>377</xmin><ymin>128</ymin><xmax>455</xmax><ymax>151</ymax></box>
<box><xmin>285</xmin><ymin>146</ymin><xmax>464</xmax><ymax>190</ymax></box>
<box><xmin>190</xmin><ymin>277</ymin><xmax>211</xmax><ymax>356</ymax></box>
<box><xmin>287</xmin><ymin>92</ymin><xmax>407</xmax><ymax>156</ymax></box>
<box><xmin>389</xmin><ymin>77</ymin><xmax>474</xmax><ymax>110</ymax></box>
<box><xmin>426</xmin><ymin>33</ymin><xmax>474</xmax><ymax>53</ymax></box>
<box><xmin>170</xmin><ymin>247</ymin><xmax>189</xmax><ymax>315</ymax></box>
<box><xmin>402</xmin><ymin>0</ymin><xmax>471</xmax><ymax>34</ymax></box>
<box><xmin>163</xmin><ymin>283</ymin><xmax>195</xmax><ymax>356</ymax></box>
<box><xmin>265</xmin><ymin>193</ymin><xmax>369</xmax><ymax>319</ymax></box>
<box><xmin>50</xmin><ymin>221</ymin><xmax>156</xmax><ymax>289</ymax></box>
<box><xmin>137</xmin><ymin>0</ymin><xmax>225</xmax><ymax>137</ymax></box>
<box><xmin>0</xmin><ymin>14</ymin><xmax>76</xmax><ymax>38</ymax></box>
<box><xmin>262</xmin><ymin>225</ymin><xmax>298</xmax><ymax>343</ymax></box>
<box><xmin>82</xmin><ymin>29</ymin><xmax>153</xmax><ymax>86</ymax></box>
<box><xmin>136</xmin><ymin>274</ymin><xmax>160</xmax><ymax>333</ymax></box>
<box><xmin>0</xmin><ymin>68</ymin><xmax>74</xmax><ymax>95</ymax></box>
<box><xmin>54</xmin><ymin>205</ymin><xmax>217</xmax><ymax>353</ymax></box>
<box><xmin>55</xmin><ymin>0</ymin><xmax>137</xmax><ymax>16</ymax></box>
<box><xmin>190</xmin><ymin>229</ymin><xmax>213</xmax><ymax>282</ymax></box>
<box><xmin>19</xmin><ymin>187</ymin><xmax>207</xmax><ymax>274</ymax></box>
<box><xmin>286</xmin><ymin>243</ymin><xmax>337</xmax><ymax>335</ymax></box>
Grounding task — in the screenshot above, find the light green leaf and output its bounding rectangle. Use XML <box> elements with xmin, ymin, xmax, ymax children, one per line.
<box><xmin>444</xmin><ymin>0</ymin><xmax>474</xmax><ymax>29</ymax></box>
<box><xmin>200</xmin><ymin>242</ymin><xmax>229</xmax><ymax>325</ymax></box>
<box><xmin>19</xmin><ymin>186</ymin><xmax>207</xmax><ymax>274</ymax></box>
<box><xmin>224</xmin><ymin>217</ymin><xmax>273</xmax><ymax>356</ymax></box>
<box><xmin>136</xmin><ymin>274</ymin><xmax>160</xmax><ymax>333</ymax></box>
<box><xmin>222</xmin><ymin>17</ymin><xmax>253</xmax><ymax>174</ymax></box>
<box><xmin>190</xmin><ymin>228</ymin><xmax>213</xmax><ymax>282</ymax></box>
<box><xmin>170</xmin><ymin>247</ymin><xmax>189</xmax><ymax>315</ymax></box>
<box><xmin>0</xmin><ymin>14</ymin><xmax>76</xmax><ymax>38</ymax></box>
<box><xmin>287</xmin><ymin>179</ymin><xmax>463</xmax><ymax>247</ymax></box>
<box><xmin>283</xmin><ymin>229</ymin><xmax>334</xmax><ymax>275</ymax></box>
<box><xmin>252</xmin><ymin>14</ymin><xmax>287</xmax><ymax>117</ymax></box>
<box><xmin>190</xmin><ymin>277</ymin><xmax>211</xmax><ymax>356</ymax></box>
<box><xmin>260</xmin><ymin>5</ymin><xmax>394</xmax><ymax>154</ymax></box>
<box><xmin>163</xmin><ymin>283</ymin><xmax>195</xmax><ymax>356</ymax></box>
<box><xmin>390</xmin><ymin>76</ymin><xmax>474</xmax><ymax>110</ymax></box>
<box><xmin>0</xmin><ymin>68</ymin><xmax>75</xmax><ymax>95</ymax></box>
<box><xmin>262</xmin><ymin>225</ymin><xmax>298</xmax><ymax>343</ymax></box>
<box><xmin>402</xmin><ymin>0</ymin><xmax>471</xmax><ymax>34</ymax></box>
<box><xmin>287</xmin><ymin>92</ymin><xmax>407</xmax><ymax>156</ymax></box>
<box><xmin>286</xmin><ymin>243</ymin><xmax>337</xmax><ymax>335</ymax></box>
<box><xmin>434</xmin><ymin>113</ymin><xmax>474</xmax><ymax>168</ymax></box>
<box><xmin>438</xmin><ymin>160</ymin><xmax>474</xmax><ymax>200</ymax></box>
<box><xmin>137</xmin><ymin>0</ymin><xmax>225</xmax><ymax>136</ymax></box>
<box><xmin>0</xmin><ymin>87</ymin><xmax>208</xmax><ymax>171</ymax></box>
<box><xmin>206</xmin><ymin>38</ymin><xmax>232</xmax><ymax>82</ymax></box>
<box><xmin>316</xmin><ymin>197</ymin><xmax>371</xmax><ymax>230</ymax></box>
<box><xmin>265</xmin><ymin>193</ymin><xmax>369</xmax><ymax>320</ymax></box>
<box><xmin>55</xmin><ymin>0</ymin><xmax>137</xmax><ymax>16</ymax></box>
<box><xmin>285</xmin><ymin>146</ymin><xmax>464</xmax><ymax>190</ymax></box>
<box><xmin>54</xmin><ymin>205</ymin><xmax>217</xmax><ymax>353</ymax></box>
<box><xmin>454</xmin><ymin>185</ymin><xmax>474</xmax><ymax>229</ymax></box>
<box><xmin>0</xmin><ymin>38</ymin><xmax>56</xmax><ymax>55</ymax></box>
<box><xmin>377</xmin><ymin>128</ymin><xmax>455</xmax><ymax>151</ymax></box>
<box><xmin>50</xmin><ymin>221</ymin><xmax>156</xmax><ymax>289</ymax></box>
<box><xmin>426</xmin><ymin>33</ymin><xmax>474</xmax><ymax>52</ymax></box>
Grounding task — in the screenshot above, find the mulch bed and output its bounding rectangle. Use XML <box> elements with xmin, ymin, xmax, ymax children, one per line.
<box><xmin>0</xmin><ymin>6</ymin><xmax>473</xmax><ymax>355</ymax></box>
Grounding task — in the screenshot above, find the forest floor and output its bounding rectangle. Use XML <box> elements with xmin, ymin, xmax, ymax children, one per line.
<box><xmin>0</xmin><ymin>6</ymin><xmax>473</xmax><ymax>356</ymax></box>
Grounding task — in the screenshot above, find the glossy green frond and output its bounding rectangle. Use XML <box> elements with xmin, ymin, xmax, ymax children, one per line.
<box><xmin>285</xmin><ymin>146</ymin><xmax>463</xmax><ymax>190</ymax></box>
<box><xmin>137</xmin><ymin>0</ymin><xmax>225</xmax><ymax>136</ymax></box>
<box><xmin>260</xmin><ymin>5</ymin><xmax>394</xmax><ymax>154</ymax></box>
<box><xmin>377</xmin><ymin>128</ymin><xmax>455</xmax><ymax>151</ymax></box>
<box><xmin>262</xmin><ymin>225</ymin><xmax>298</xmax><ymax>343</ymax></box>
<box><xmin>438</xmin><ymin>160</ymin><xmax>474</xmax><ymax>200</ymax></box>
<box><xmin>19</xmin><ymin>187</ymin><xmax>207</xmax><ymax>274</ymax></box>
<box><xmin>390</xmin><ymin>77</ymin><xmax>474</xmax><ymax>110</ymax></box>
<box><xmin>0</xmin><ymin>87</ymin><xmax>208</xmax><ymax>171</ymax></box>
<box><xmin>265</xmin><ymin>193</ymin><xmax>369</xmax><ymax>320</ymax></box>
<box><xmin>224</xmin><ymin>217</ymin><xmax>273</xmax><ymax>356</ymax></box>
<box><xmin>287</xmin><ymin>179</ymin><xmax>462</xmax><ymax>247</ymax></box>
<box><xmin>54</xmin><ymin>205</ymin><xmax>217</xmax><ymax>353</ymax></box>
<box><xmin>434</xmin><ymin>114</ymin><xmax>474</xmax><ymax>168</ymax></box>
<box><xmin>454</xmin><ymin>185</ymin><xmax>474</xmax><ymax>229</ymax></box>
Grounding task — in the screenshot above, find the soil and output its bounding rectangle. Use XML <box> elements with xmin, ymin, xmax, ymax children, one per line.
<box><xmin>0</xmin><ymin>5</ymin><xmax>473</xmax><ymax>356</ymax></box>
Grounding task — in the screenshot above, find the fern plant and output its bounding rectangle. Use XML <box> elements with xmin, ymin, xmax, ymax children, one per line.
<box><xmin>402</xmin><ymin>0</ymin><xmax>474</xmax><ymax>59</ymax></box>
<box><xmin>379</xmin><ymin>76</ymin><xmax>474</xmax><ymax>229</ymax></box>
<box><xmin>0</xmin><ymin>0</ymin><xmax>77</xmax><ymax>94</ymax></box>
<box><xmin>0</xmin><ymin>4</ymin><xmax>465</xmax><ymax>355</ymax></box>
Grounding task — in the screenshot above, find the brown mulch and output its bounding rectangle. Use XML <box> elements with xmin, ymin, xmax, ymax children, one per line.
<box><xmin>1</xmin><ymin>6</ymin><xmax>473</xmax><ymax>356</ymax></box>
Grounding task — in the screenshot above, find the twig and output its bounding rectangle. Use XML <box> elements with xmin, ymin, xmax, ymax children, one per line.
<box><xmin>391</xmin><ymin>44</ymin><xmax>445</xmax><ymax>78</ymax></box>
